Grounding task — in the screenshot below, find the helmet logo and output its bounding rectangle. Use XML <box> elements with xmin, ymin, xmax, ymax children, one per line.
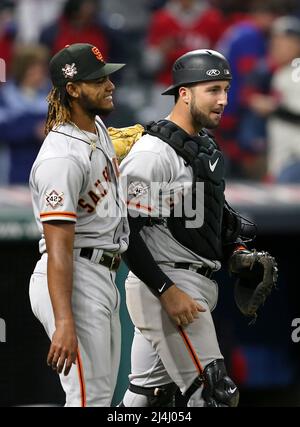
<box><xmin>206</xmin><ymin>69</ymin><xmax>221</xmax><ymax>77</ymax></box>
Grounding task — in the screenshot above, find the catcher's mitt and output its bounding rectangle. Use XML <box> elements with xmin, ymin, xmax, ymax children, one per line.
<box><xmin>108</xmin><ymin>124</ymin><xmax>144</xmax><ymax>161</ymax></box>
<box><xmin>228</xmin><ymin>249</ymin><xmax>278</xmax><ymax>321</ymax></box>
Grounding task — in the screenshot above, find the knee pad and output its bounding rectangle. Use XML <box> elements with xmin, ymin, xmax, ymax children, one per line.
<box><xmin>185</xmin><ymin>359</ymin><xmax>239</xmax><ymax>407</ymax></box>
<box><xmin>128</xmin><ymin>382</ymin><xmax>178</xmax><ymax>407</ymax></box>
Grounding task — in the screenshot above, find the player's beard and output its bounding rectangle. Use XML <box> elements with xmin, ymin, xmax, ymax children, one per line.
<box><xmin>190</xmin><ymin>94</ymin><xmax>220</xmax><ymax>130</ymax></box>
<box><xmin>79</xmin><ymin>92</ymin><xmax>114</xmax><ymax>117</ymax></box>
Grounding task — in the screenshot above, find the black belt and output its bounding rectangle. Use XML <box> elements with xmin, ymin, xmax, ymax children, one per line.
<box><xmin>129</xmin><ymin>383</ymin><xmax>178</xmax><ymax>398</ymax></box>
<box><xmin>80</xmin><ymin>248</ymin><xmax>121</xmax><ymax>271</ymax></box>
<box><xmin>174</xmin><ymin>262</ymin><xmax>214</xmax><ymax>279</ymax></box>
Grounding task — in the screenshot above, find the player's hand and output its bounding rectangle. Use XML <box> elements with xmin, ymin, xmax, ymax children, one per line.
<box><xmin>47</xmin><ymin>319</ymin><xmax>78</xmax><ymax>376</ymax></box>
<box><xmin>159</xmin><ymin>285</ymin><xmax>206</xmax><ymax>326</ymax></box>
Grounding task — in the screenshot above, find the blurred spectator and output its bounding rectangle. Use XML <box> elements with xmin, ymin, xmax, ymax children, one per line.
<box><xmin>238</xmin><ymin>16</ymin><xmax>300</xmax><ymax>182</ymax></box>
<box><xmin>100</xmin><ymin>0</ymin><xmax>151</xmax><ymax>66</ymax></box>
<box><xmin>0</xmin><ymin>0</ymin><xmax>16</xmax><ymax>183</ymax></box>
<box><xmin>216</xmin><ymin>0</ymin><xmax>283</xmax><ymax>178</ymax></box>
<box><xmin>236</xmin><ymin>57</ymin><xmax>273</xmax><ymax>179</ymax></box>
<box><xmin>15</xmin><ymin>0</ymin><xmax>65</xmax><ymax>43</ymax></box>
<box><xmin>0</xmin><ymin>44</ymin><xmax>50</xmax><ymax>184</ymax></box>
<box><xmin>40</xmin><ymin>0</ymin><xmax>109</xmax><ymax>59</ymax></box>
<box><xmin>266</xmin><ymin>17</ymin><xmax>300</xmax><ymax>182</ymax></box>
<box><xmin>0</xmin><ymin>0</ymin><xmax>16</xmax><ymax>70</ymax></box>
<box><xmin>143</xmin><ymin>0</ymin><xmax>224</xmax><ymax>87</ymax></box>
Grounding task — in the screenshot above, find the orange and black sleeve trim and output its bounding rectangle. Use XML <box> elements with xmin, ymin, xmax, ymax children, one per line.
<box><xmin>40</xmin><ymin>211</ymin><xmax>77</xmax><ymax>221</ymax></box>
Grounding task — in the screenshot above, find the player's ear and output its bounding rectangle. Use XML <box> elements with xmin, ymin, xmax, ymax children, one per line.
<box><xmin>179</xmin><ymin>86</ymin><xmax>190</xmax><ymax>104</ymax></box>
<box><xmin>66</xmin><ymin>82</ymin><xmax>80</xmax><ymax>99</ymax></box>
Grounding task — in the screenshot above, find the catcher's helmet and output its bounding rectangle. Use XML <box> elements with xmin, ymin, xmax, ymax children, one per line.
<box><xmin>162</xmin><ymin>49</ymin><xmax>232</xmax><ymax>96</ymax></box>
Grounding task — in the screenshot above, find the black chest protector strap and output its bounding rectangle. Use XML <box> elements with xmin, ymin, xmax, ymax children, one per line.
<box><xmin>146</xmin><ymin>120</ymin><xmax>217</xmax><ymax>166</ymax></box>
<box><xmin>144</xmin><ymin>120</ymin><xmax>227</xmax><ymax>260</ymax></box>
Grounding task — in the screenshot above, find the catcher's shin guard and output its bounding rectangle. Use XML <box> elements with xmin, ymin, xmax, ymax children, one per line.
<box><xmin>121</xmin><ymin>382</ymin><xmax>178</xmax><ymax>407</ymax></box>
<box><xmin>185</xmin><ymin>359</ymin><xmax>239</xmax><ymax>407</ymax></box>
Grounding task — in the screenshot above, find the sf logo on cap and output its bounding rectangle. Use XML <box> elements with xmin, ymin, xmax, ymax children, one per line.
<box><xmin>92</xmin><ymin>46</ymin><xmax>104</xmax><ymax>62</ymax></box>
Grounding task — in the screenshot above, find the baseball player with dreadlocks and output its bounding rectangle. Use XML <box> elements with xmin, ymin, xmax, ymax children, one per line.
<box><xmin>29</xmin><ymin>43</ymin><xmax>129</xmax><ymax>407</ymax></box>
<box><xmin>116</xmin><ymin>49</ymin><xmax>277</xmax><ymax>407</ymax></box>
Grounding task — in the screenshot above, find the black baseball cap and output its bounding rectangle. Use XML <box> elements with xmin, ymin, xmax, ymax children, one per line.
<box><xmin>49</xmin><ymin>43</ymin><xmax>125</xmax><ymax>87</ymax></box>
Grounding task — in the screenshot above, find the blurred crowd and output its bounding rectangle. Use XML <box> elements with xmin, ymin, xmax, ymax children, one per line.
<box><xmin>0</xmin><ymin>0</ymin><xmax>300</xmax><ymax>184</ymax></box>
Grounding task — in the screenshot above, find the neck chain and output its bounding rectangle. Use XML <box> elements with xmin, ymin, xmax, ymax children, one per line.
<box><xmin>70</xmin><ymin>121</ymin><xmax>98</xmax><ymax>151</ymax></box>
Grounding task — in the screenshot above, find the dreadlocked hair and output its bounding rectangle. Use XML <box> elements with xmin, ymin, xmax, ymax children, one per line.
<box><xmin>45</xmin><ymin>87</ymin><xmax>71</xmax><ymax>135</ymax></box>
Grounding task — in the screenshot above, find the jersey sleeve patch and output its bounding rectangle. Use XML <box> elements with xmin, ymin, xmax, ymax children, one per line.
<box><xmin>126</xmin><ymin>181</ymin><xmax>155</xmax><ymax>214</ymax></box>
<box><xmin>45</xmin><ymin>190</ymin><xmax>64</xmax><ymax>208</ymax></box>
<box><xmin>128</xmin><ymin>181</ymin><xmax>149</xmax><ymax>198</ymax></box>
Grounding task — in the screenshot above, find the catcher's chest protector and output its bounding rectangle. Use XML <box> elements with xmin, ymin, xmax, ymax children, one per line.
<box><xmin>145</xmin><ymin>120</ymin><xmax>226</xmax><ymax>260</ymax></box>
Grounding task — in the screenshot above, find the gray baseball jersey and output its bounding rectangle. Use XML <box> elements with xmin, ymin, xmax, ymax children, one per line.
<box><xmin>30</xmin><ymin>117</ymin><xmax>129</xmax><ymax>254</ymax></box>
<box><xmin>120</xmin><ymin>133</ymin><xmax>220</xmax><ymax>270</ymax></box>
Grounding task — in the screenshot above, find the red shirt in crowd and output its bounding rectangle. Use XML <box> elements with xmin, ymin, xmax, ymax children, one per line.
<box><xmin>147</xmin><ymin>7</ymin><xmax>232</xmax><ymax>86</ymax></box>
<box><xmin>52</xmin><ymin>17</ymin><xmax>109</xmax><ymax>59</ymax></box>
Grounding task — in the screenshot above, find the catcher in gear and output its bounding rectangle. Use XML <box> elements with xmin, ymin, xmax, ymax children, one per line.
<box><xmin>108</xmin><ymin>50</ymin><xmax>278</xmax><ymax>407</ymax></box>
<box><xmin>109</xmin><ymin>125</ymin><xmax>278</xmax><ymax>324</ymax></box>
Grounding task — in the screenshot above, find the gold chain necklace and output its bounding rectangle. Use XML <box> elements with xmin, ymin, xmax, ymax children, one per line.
<box><xmin>70</xmin><ymin>121</ymin><xmax>98</xmax><ymax>151</ymax></box>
